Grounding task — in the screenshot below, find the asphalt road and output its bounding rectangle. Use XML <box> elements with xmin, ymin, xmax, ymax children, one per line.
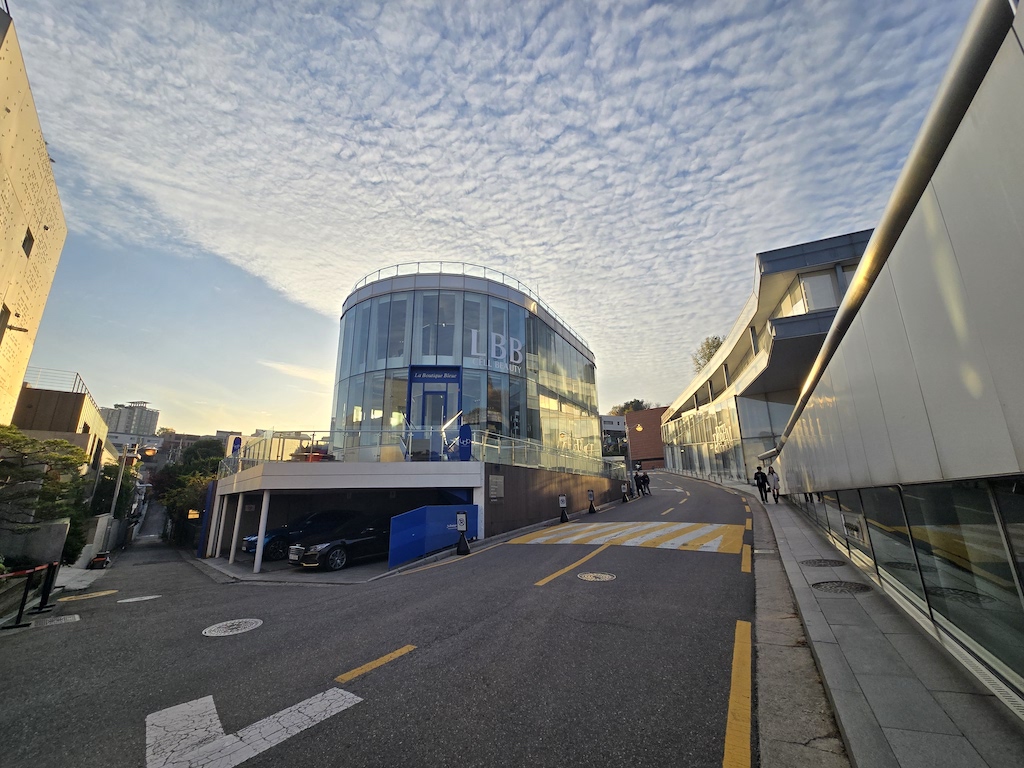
<box><xmin>1</xmin><ymin>473</ymin><xmax>755</xmax><ymax>768</ymax></box>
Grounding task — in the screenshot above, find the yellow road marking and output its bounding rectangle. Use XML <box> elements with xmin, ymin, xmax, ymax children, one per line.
<box><xmin>741</xmin><ymin>545</ymin><xmax>752</xmax><ymax>573</ymax></box>
<box><xmin>678</xmin><ymin>526</ymin><xmax>733</xmax><ymax>551</ymax></box>
<box><xmin>660</xmin><ymin>507</ymin><xmax>675</xmax><ymax>517</ymax></box>
<box><xmin>335</xmin><ymin>645</ymin><xmax>416</xmax><ymax>684</ymax></box>
<box><xmin>57</xmin><ymin>589</ymin><xmax>118</xmax><ymax>602</ymax></box>
<box><xmin>637</xmin><ymin>523</ymin><xmax>706</xmax><ymax>548</ymax></box>
<box><xmin>745</xmin><ymin>519</ymin><xmax>752</xmax><ymax>531</ymax></box>
<box><xmin>723</xmin><ymin>620</ymin><xmax>752</xmax><ymax>768</ymax></box>
<box><xmin>716</xmin><ymin>526</ymin><xmax>746</xmax><ymax>555</ymax></box>
<box><xmin>743</xmin><ymin>505</ymin><xmax>750</xmax><ymax>513</ymax></box>
<box><xmin>535</xmin><ymin>543</ymin><xmax>611</xmax><ymax>586</ymax></box>
<box><xmin>561</xmin><ymin>523</ymin><xmax>642</xmax><ymax>545</ymax></box>
<box><xmin>402</xmin><ymin>543</ymin><xmax>504</xmax><ymax>574</ymax></box>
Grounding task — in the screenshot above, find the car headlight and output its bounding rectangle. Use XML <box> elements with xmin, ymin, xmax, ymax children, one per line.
<box><xmin>305</xmin><ymin>543</ymin><xmax>332</xmax><ymax>553</ymax></box>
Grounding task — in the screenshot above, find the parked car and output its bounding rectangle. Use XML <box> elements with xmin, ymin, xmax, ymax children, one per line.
<box><xmin>288</xmin><ymin>512</ymin><xmax>391</xmax><ymax>571</ymax></box>
<box><xmin>241</xmin><ymin>510</ymin><xmax>358</xmax><ymax>561</ymax></box>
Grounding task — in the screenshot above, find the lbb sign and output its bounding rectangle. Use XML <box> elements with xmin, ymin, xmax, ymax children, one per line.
<box><xmin>467</xmin><ymin>330</ymin><xmax>524</xmax><ymax>375</ymax></box>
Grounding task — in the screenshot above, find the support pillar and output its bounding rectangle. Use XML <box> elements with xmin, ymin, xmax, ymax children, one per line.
<box><xmin>228</xmin><ymin>494</ymin><xmax>244</xmax><ymax>565</ymax></box>
<box><xmin>213</xmin><ymin>495</ymin><xmax>229</xmax><ymax>558</ymax></box>
<box><xmin>252</xmin><ymin>490</ymin><xmax>271</xmax><ymax>574</ymax></box>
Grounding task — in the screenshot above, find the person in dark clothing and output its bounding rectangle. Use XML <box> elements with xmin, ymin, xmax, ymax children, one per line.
<box><xmin>642</xmin><ymin>472</ymin><xmax>651</xmax><ymax>495</ymax></box>
<box><xmin>634</xmin><ymin>472</ymin><xmax>644</xmax><ymax>496</ymax></box>
<box><xmin>754</xmin><ymin>466</ymin><xmax>769</xmax><ymax>503</ymax></box>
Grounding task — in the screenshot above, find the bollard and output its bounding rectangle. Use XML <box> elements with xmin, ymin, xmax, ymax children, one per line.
<box><xmin>558</xmin><ymin>493</ymin><xmax>569</xmax><ymax>523</ymax></box>
<box><xmin>29</xmin><ymin>562</ymin><xmax>59</xmax><ymax>615</ymax></box>
<box><xmin>455</xmin><ymin>510</ymin><xmax>471</xmax><ymax>555</ymax></box>
<box><xmin>3</xmin><ymin>568</ymin><xmax>39</xmax><ymax>630</ymax></box>
<box><xmin>456</xmin><ymin>531</ymin><xmax>471</xmax><ymax>556</ymax></box>
<box><xmin>587</xmin><ymin>490</ymin><xmax>596</xmax><ymax>514</ymax></box>
<box><xmin>621</xmin><ymin>482</ymin><xmax>629</xmax><ymax>503</ymax></box>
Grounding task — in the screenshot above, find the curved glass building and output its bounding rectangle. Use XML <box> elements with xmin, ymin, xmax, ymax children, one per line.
<box><xmin>333</xmin><ymin>264</ymin><xmax>600</xmax><ymax>462</ymax></box>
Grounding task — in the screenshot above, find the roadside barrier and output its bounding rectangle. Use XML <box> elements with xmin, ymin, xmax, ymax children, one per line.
<box><xmin>0</xmin><ymin>561</ymin><xmax>59</xmax><ymax>630</ymax></box>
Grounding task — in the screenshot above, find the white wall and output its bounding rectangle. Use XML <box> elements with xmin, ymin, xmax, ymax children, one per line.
<box><xmin>781</xmin><ymin>21</ymin><xmax>1024</xmax><ymax>492</ymax></box>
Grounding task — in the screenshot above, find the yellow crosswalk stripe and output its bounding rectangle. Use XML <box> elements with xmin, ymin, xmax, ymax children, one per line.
<box><xmin>637</xmin><ymin>523</ymin><xmax>706</xmax><ymax>548</ymax></box>
<box><xmin>678</xmin><ymin>526</ymin><xmax>733</xmax><ymax>551</ymax></box>
<box><xmin>509</xmin><ymin>522</ymin><xmax>604</xmax><ymax>544</ymax></box>
<box><xmin>512</xmin><ymin>521</ymin><xmax>747</xmax><ymax>555</ymax></box>
<box><xmin>717</xmin><ymin>525</ymin><xmax>746</xmax><ymax>555</ymax></box>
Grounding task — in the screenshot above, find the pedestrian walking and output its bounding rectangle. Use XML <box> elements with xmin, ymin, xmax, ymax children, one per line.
<box><xmin>754</xmin><ymin>466</ymin><xmax>769</xmax><ymax>503</ymax></box>
<box><xmin>767</xmin><ymin>466</ymin><xmax>780</xmax><ymax>503</ymax></box>
<box><xmin>642</xmin><ymin>472</ymin><xmax>651</xmax><ymax>495</ymax></box>
<box><xmin>634</xmin><ymin>472</ymin><xmax>644</xmax><ymax>496</ymax></box>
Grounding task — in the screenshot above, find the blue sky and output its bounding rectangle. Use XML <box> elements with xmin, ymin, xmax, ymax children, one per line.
<box><xmin>18</xmin><ymin>0</ymin><xmax>974</xmax><ymax>435</ymax></box>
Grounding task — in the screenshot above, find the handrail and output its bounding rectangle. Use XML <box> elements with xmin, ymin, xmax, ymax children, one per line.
<box><xmin>349</xmin><ymin>261</ymin><xmax>591</xmax><ymax>351</ymax></box>
<box><xmin>772</xmin><ymin>0</ymin><xmax>1014</xmax><ymax>459</ymax></box>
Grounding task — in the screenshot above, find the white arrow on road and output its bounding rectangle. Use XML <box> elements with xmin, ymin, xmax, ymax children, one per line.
<box><xmin>146</xmin><ymin>687</ymin><xmax>362</xmax><ymax>768</ymax></box>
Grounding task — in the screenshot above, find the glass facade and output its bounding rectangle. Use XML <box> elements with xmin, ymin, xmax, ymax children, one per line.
<box><xmin>792</xmin><ymin>477</ymin><xmax>1024</xmax><ymax>692</ymax></box>
<box><xmin>334</xmin><ymin>276</ymin><xmax>600</xmax><ymax>460</ymax></box>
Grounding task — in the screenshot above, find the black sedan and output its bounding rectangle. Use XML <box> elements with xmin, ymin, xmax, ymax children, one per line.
<box><xmin>241</xmin><ymin>510</ymin><xmax>358</xmax><ymax>561</ymax></box>
<box><xmin>288</xmin><ymin>513</ymin><xmax>391</xmax><ymax>571</ymax></box>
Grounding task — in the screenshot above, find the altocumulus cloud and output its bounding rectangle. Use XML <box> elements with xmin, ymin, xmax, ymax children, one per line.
<box><xmin>18</xmin><ymin>0</ymin><xmax>972</xmax><ymax>408</ymax></box>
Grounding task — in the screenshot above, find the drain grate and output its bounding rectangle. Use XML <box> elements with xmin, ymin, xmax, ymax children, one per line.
<box><xmin>811</xmin><ymin>581</ymin><xmax>872</xmax><ymax>594</ymax></box>
<box><xmin>800</xmin><ymin>558</ymin><xmax>846</xmax><ymax>567</ymax></box>
<box><xmin>202</xmin><ymin>618</ymin><xmax>263</xmax><ymax>637</ymax></box>
<box><xmin>577</xmin><ymin>572</ymin><xmax>615</xmax><ymax>582</ymax></box>
<box><xmin>884</xmin><ymin>560</ymin><xmax>936</xmax><ymax>573</ymax></box>
<box><xmin>927</xmin><ymin>587</ymin><xmax>995</xmax><ymax>605</ymax></box>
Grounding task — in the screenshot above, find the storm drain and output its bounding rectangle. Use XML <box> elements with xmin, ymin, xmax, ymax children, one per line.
<box><xmin>577</xmin><ymin>572</ymin><xmax>615</xmax><ymax>582</ymax></box>
<box><xmin>800</xmin><ymin>559</ymin><xmax>846</xmax><ymax>567</ymax></box>
<box><xmin>202</xmin><ymin>618</ymin><xmax>263</xmax><ymax>637</ymax></box>
<box><xmin>927</xmin><ymin>587</ymin><xmax>995</xmax><ymax>605</ymax></box>
<box><xmin>811</xmin><ymin>581</ymin><xmax>872</xmax><ymax>594</ymax></box>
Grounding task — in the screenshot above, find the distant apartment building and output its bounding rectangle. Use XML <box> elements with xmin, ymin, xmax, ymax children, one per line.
<box><xmin>0</xmin><ymin>11</ymin><xmax>68</xmax><ymax>424</ymax></box>
<box><xmin>100</xmin><ymin>401</ymin><xmax>159</xmax><ymax>436</ymax></box>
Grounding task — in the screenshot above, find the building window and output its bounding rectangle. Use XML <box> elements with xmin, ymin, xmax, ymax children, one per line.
<box><xmin>22</xmin><ymin>228</ymin><xmax>33</xmax><ymax>257</ymax></box>
<box><xmin>801</xmin><ymin>270</ymin><xmax>839</xmax><ymax>311</ymax></box>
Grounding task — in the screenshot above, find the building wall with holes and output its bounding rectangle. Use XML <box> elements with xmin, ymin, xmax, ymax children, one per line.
<box><xmin>0</xmin><ymin>13</ymin><xmax>67</xmax><ymax>424</ymax></box>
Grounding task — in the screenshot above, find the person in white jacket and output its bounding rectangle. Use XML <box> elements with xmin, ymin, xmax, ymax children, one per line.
<box><xmin>767</xmin><ymin>466</ymin><xmax>781</xmax><ymax>503</ymax></box>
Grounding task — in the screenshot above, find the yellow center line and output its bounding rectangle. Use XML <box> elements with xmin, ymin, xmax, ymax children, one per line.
<box><xmin>660</xmin><ymin>506</ymin><xmax>676</xmax><ymax>517</ymax></box>
<box><xmin>57</xmin><ymin>589</ymin><xmax>118</xmax><ymax>602</ymax></box>
<box><xmin>740</xmin><ymin>497</ymin><xmax>747</xmax><ymax>503</ymax></box>
<box><xmin>723</xmin><ymin>620</ymin><xmax>752</xmax><ymax>768</ymax></box>
<box><xmin>745</xmin><ymin>519</ymin><xmax>752</xmax><ymax>531</ymax></box>
<box><xmin>335</xmin><ymin>644</ymin><xmax>417</xmax><ymax>684</ymax></box>
<box><xmin>401</xmin><ymin>542</ymin><xmax>504</xmax><ymax>574</ymax></box>
<box><xmin>743</xmin><ymin>505</ymin><xmax>750</xmax><ymax>513</ymax></box>
<box><xmin>535</xmin><ymin>543</ymin><xmax>611</xmax><ymax>587</ymax></box>
<box><xmin>741</xmin><ymin>545</ymin><xmax>752</xmax><ymax>573</ymax></box>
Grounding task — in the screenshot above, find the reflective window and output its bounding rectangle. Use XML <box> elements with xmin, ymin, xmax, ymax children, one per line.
<box><xmin>862</xmin><ymin>486</ymin><xmax>925</xmax><ymax>601</ymax></box>
<box><xmin>991</xmin><ymin>476</ymin><xmax>1024</xmax><ymax>587</ymax></box>
<box><xmin>368</xmin><ymin>296</ymin><xmax>390</xmax><ymax>372</ymax></box>
<box><xmin>436</xmin><ymin>291</ymin><xmax>460</xmax><ymax>365</ymax></box>
<box><xmin>463</xmin><ymin>293</ymin><xmax>487</xmax><ymax>369</ymax></box>
<box><xmin>412</xmin><ymin>291</ymin><xmax>439</xmax><ymax>365</ymax></box>
<box><xmin>363</xmin><ymin>372</ymin><xmax>385</xmax><ymax>429</ymax></box>
<box><xmin>903</xmin><ymin>481</ymin><xmax>1024</xmax><ymax>680</ymax></box>
<box><xmin>386</xmin><ymin>293</ymin><xmax>412</xmax><ymax>368</ymax></box>
<box><xmin>837</xmin><ymin>489</ymin><xmax>872</xmax><ymax>559</ymax></box>
<box><xmin>821</xmin><ymin>492</ymin><xmax>849</xmax><ymax>553</ymax></box>
<box><xmin>737</xmin><ymin>396</ymin><xmax>772</xmax><ymax>438</ymax></box>
<box><xmin>487</xmin><ymin>372</ymin><xmax>509</xmax><ymax>435</ymax></box>
<box><xmin>383</xmin><ymin>369</ymin><xmax>408</xmax><ymax>428</ymax></box>
<box><xmin>348</xmin><ymin>302</ymin><xmax>371</xmax><ymax>377</ymax></box>
<box><xmin>462</xmin><ymin>369</ymin><xmax>486</xmax><ymax>426</ymax></box>
<box><xmin>801</xmin><ymin>270</ymin><xmax>839</xmax><ymax>311</ymax></box>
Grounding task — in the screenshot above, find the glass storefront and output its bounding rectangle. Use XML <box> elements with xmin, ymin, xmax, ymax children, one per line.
<box><xmin>334</xmin><ymin>276</ymin><xmax>600</xmax><ymax>460</ymax></box>
<box><xmin>792</xmin><ymin>477</ymin><xmax>1024</xmax><ymax>692</ymax></box>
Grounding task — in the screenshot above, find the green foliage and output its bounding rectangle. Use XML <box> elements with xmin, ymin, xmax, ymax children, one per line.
<box><xmin>610</xmin><ymin>399</ymin><xmax>654</xmax><ymax>416</ymax></box>
<box><xmin>0</xmin><ymin>424</ymin><xmax>91</xmax><ymax>563</ymax></box>
<box><xmin>90</xmin><ymin>463</ymin><xmax>140</xmax><ymax>519</ymax></box>
<box><xmin>153</xmin><ymin>438</ymin><xmax>223</xmax><ymax>545</ymax></box>
<box><xmin>691</xmin><ymin>334</ymin><xmax>724</xmax><ymax>373</ymax></box>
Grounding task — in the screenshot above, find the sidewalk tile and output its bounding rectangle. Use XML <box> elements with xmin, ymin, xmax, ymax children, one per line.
<box><xmin>857</xmin><ymin>675</ymin><xmax>961</xmax><ymax>735</ymax></box>
<box><xmin>832</xmin><ymin>624</ymin><xmax>915</xmax><ymax>677</ymax></box>
<box><xmin>887</xmin><ymin>634</ymin><xmax>989</xmax><ymax>695</ymax></box>
<box><xmin>819</xmin><ymin>598</ymin><xmax>872</xmax><ymax>627</ymax></box>
<box><xmin>813</xmin><ymin>642</ymin><xmax>861</xmax><ymax>693</ymax></box>
<box><xmin>828</xmin><ymin>688</ymin><xmax>900</xmax><ymax>768</ymax></box>
<box><xmin>932</xmin><ymin>691</ymin><xmax>1024</xmax><ymax>768</ymax></box>
<box><xmin>882</xmin><ymin>729</ymin><xmax>986</xmax><ymax>768</ymax></box>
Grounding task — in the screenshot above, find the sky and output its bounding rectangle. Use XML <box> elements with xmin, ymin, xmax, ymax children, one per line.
<box><xmin>16</xmin><ymin>0</ymin><xmax>975</xmax><ymax>435</ymax></box>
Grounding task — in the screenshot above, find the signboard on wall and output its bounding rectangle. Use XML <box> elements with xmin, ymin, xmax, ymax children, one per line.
<box><xmin>489</xmin><ymin>475</ymin><xmax>504</xmax><ymax>501</ymax></box>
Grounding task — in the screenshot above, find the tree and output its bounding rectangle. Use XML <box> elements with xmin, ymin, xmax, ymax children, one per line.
<box><xmin>156</xmin><ymin>427</ymin><xmax>176</xmax><ymax>437</ymax></box>
<box><xmin>610</xmin><ymin>399</ymin><xmax>654</xmax><ymax>415</ymax></box>
<box><xmin>154</xmin><ymin>438</ymin><xmax>224</xmax><ymax>545</ymax></box>
<box><xmin>0</xmin><ymin>424</ymin><xmax>90</xmax><ymax>564</ymax></box>
<box><xmin>691</xmin><ymin>334</ymin><xmax>724</xmax><ymax>373</ymax></box>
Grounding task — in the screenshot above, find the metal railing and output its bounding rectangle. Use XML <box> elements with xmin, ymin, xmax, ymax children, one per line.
<box><xmin>22</xmin><ymin>367</ymin><xmax>100</xmax><ymax>413</ymax></box>
<box><xmin>350</xmin><ymin>262</ymin><xmax>591</xmax><ymax>351</ymax></box>
<box><xmin>218</xmin><ymin>428</ymin><xmax>625</xmax><ymax>481</ymax></box>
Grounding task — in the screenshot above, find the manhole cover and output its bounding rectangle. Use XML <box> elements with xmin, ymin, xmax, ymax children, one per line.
<box><xmin>35</xmin><ymin>614</ymin><xmax>80</xmax><ymax>627</ymax></box>
<box><xmin>927</xmin><ymin>587</ymin><xmax>995</xmax><ymax>605</ymax></box>
<box><xmin>577</xmin><ymin>572</ymin><xmax>616</xmax><ymax>582</ymax></box>
<box><xmin>202</xmin><ymin>618</ymin><xmax>263</xmax><ymax>637</ymax></box>
<box><xmin>884</xmin><ymin>561</ymin><xmax>936</xmax><ymax>573</ymax></box>
<box><xmin>811</xmin><ymin>581</ymin><xmax>872</xmax><ymax>594</ymax></box>
<box><xmin>117</xmin><ymin>595</ymin><xmax>162</xmax><ymax>603</ymax></box>
<box><xmin>801</xmin><ymin>559</ymin><xmax>846</xmax><ymax>567</ymax></box>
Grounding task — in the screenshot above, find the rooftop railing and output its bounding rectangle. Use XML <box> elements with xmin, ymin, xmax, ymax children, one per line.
<box><xmin>22</xmin><ymin>367</ymin><xmax>100</xmax><ymax>413</ymax></box>
<box><xmin>351</xmin><ymin>262</ymin><xmax>590</xmax><ymax>351</ymax></box>
<box><xmin>218</xmin><ymin>427</ymin><xmax>625</xmax><ymax>481</ymax></box>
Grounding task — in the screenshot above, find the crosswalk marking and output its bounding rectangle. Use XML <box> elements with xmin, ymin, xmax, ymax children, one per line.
<box><xmin>509</xmin><ymin>522</ymin><xmax>745</xmax><ymax>554</ymax></box>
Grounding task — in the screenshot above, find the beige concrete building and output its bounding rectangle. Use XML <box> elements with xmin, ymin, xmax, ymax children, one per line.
<box><xmin>0</xmin><ymin>11</ymin><xmax>67</xmax><ymax>424</ymax></box>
